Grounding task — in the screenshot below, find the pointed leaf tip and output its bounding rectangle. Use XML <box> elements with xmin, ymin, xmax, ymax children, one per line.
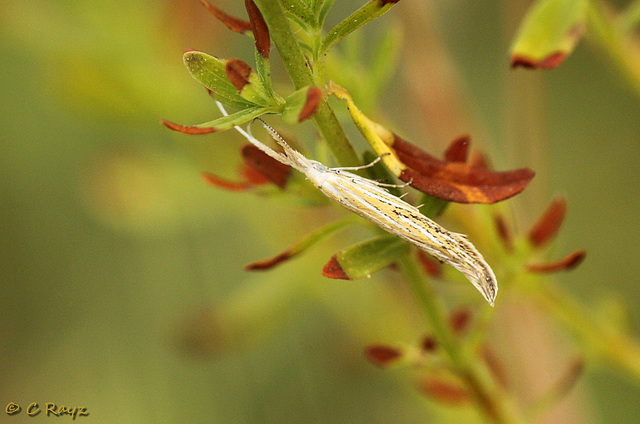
<box><xmin>365</xmin><ymin>344</ymin><xmax>403</xmax><ymax>367</ymax></box>
<box><xmin>444</xmin><ymin>135</ymin><xmax>471</xmax><ymax>163</ymax></box>
<box><xmin>245</xmin><ymin>0</ymin><xmax>270</xmax><ymax>57</ymax></box>
<box><xmin>200</xmin><ymin>0</ymin><xmax>252</xmax><ymax>35</ymax></box>
<box><xmin>322</xmin><ymin>255</ymin><xmax>350</xmax><ymax>280</ymax></box>
<box><xmin>162</xmin><ymin>119</ymin><xmax>217</xmax><ymax>135</ymax></box>
<box><xmin>511</xmin><ymin>52</ymin><xmax>567</xmax><ymax>69</ymax></box>
<box><xmin>528</xmin><ymin>197</ymin><xmax>567</xmax><ymax>247</ymax></box>
<box><xmin>418</xmin><ymin>377</ymin><xmax>471</xmax><ymax>405</ymax></box>
<box><xmin>201</xmin><ymin>172</ymin><xmax>251</xmax><ymax>191</ymax></box>
<box><xmin>510</xmin><ymin>0</ymin><xmax>586</xmax><ymax>70</ymax></box>
<box><xmin>246</xmin><ymin>251</ymin><xmax>292</xmax><ymax>270</ymax></box>
<box><xmin>527</xmin><ymin>249</ymin><xmax>586</xmax><ymax>273</ymax></box>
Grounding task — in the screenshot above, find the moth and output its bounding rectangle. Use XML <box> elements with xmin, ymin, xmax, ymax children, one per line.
<box><xmin>219</xmin><ymin>103</ymin><xmax>498</xmax><ymax>306</ymax></box>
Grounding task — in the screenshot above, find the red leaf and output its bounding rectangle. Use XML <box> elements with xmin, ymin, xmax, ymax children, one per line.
<box><xmin>418</xmin><ymin>377</ymin><xmax>470</xmax><ymax>405</ymax></box>
<box><xmin>225</xmin><ymin>59</ymin><xmax>252</xmax><ymax>91</ymax></box>
<box><xmin>493</xmin><ymin>213</ymin><xmax>513</xmax><ymax>251</ymax></box>
<box><xmin>393</xmin><ymin>135</ymin><xmax>534</xmax><ymax>204</ymax></box>
<box><xmin>449</xmin><ymin>308</ymin><xmax>472</xmax><ymax>334</ymax></box>
<box><xmin>528</xmin><ymin>197</ymin><xmax>567</xmax><ymax>247</ymax></box>
<box><xmin>240</xmin><ymin>164</ymin><xmax>270</xmax><ymax>185</ymax></box>
<box><xmin>322</xmin><ymin>255</ymin><xmax>350</xmax><ymax>280</ymax></box>
<box><xmin>527</xmin><ymin>249</ymin><xmax>586</xmax><ymax>273</ymax></box>
<box><xmin>245</xmin><ymin>250</ymin><xmax>293</xmax><ymax>270</ymax></box>
<box><xmin>245</xmin><ymin>0</ymin><xmax>270</xmax><ymax>58</ymax></box>
<box><xmin>241</xmin><ymin>145</ymin><xmax>291</xmax><ymax>188</ymax></box>
<box><xmin>365</xmin><ymin>344</ymin><xmax>403</xmax><ymax>367</ymax></box>
<box><xmin>416</xmin><ymin>250</ymin><xmax>443</xmax><ymax>278</ymax></box>
<box><xmin>161</xmin><ymin>119</ymin><xmax>217</xmax><ymax>135</ymax></box>
<box><xmin>199</xmin><ymin>0</ymin><xmax>252</xmax><ymax>35</ymax></box>
<box><xmin>201</xmin><ymin>172</ymin><xmax>251</xmax><ymax>192</ymax></box>
<box><xmin>298</xmin><ymin>86</ymin><xmax>322</xmax><ymax>122</ymax></box>
<box><xmin>511</xmin><ymin>52</ymin><xmax>567</xmax><ymax>70</ymax></box>
<box><xmin>444</xmin><ymin>135</ymin><xmax>470</xmax><ymax>163</ymax></box>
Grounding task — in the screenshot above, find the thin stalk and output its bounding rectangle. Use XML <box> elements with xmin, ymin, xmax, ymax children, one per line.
<box><xmin>586</xmin><ymin>1</ymin><xmax>640</xmax><ymax>99</ymax></box>
<box><xmin>532</xmin><ymin>280</ymin><xmax>640</xmax><ymax>381</ymax></box>
<box><xmin>252</xmin><ymin>0</ymin><xmax>361</xmax><ymax>167</ymax></box>
<box><xmin>398</xmin><ymin>254</ymin><xmax>526</xmax><ymax>424</ymax></box>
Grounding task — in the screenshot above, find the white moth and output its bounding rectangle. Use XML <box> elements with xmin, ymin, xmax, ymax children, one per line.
<box><xmin>218</xmin><ymin>103</ymin><xmax>498</xmax><ymax>306</ymax></box>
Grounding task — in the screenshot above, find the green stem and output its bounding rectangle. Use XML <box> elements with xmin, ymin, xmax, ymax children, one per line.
<box><xmin>586</xmin><ymin>1</ymin><xmax>640</xmax><ymax>99</ymax></box>
<box><xmin>398</xmin><ymin>254</ymin><xmax>526</xmax><ymax>424</ymax></box>
<box><xmin>533</xmin><ymin>280</ymin><xmax>640</xmax><ymax>381</ymax></box>
<box><xmin>252</xmin><ymin>0</ymin><xmax>360</xmax><ymax>167</ymax></box>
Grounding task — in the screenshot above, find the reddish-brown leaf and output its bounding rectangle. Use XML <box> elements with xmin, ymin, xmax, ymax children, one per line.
<box><xmin>511</xmin><ymin>52</ymin><xmax>567</xmax><ymax>69</ymax></box>
<box><xmin>392</xmin><ymin>135</ymin><xmax>534</xmax><ymax>204</ymax></box>
<box><xmin>381</xmin><ymin>0</ymin><xmax>401</xmax><ymax>4</ymax></box>
<box><xmin>527</xmin><ymin>249</ymin><xmax>586</xmax><ymax>273</ymax></box>
<box><xmin>444</xmin><ymin>135</ymin><xmax>470</xmax><ymax>163</ymax></box>
<box><xmin>322</xmin><ymin>255</ymin><xmax>350</xmax><ymax>280</ymax></box>
<box><xmin>298</xmin><ymin>86</ymin><xmax>322</xmax><ymax>122</ymax></box>
<box><xmin>161</xmin><ymin>119</ymin><xmax>217</xmax><ymax>135</ymax></box>
<box><xmin>241</xmin><ymin>145</ymin><xmax>291</xmax><ymax>188</ymax></box>
<box><xmin>245</xmin><ymin>250</ymin><xmax>293</xmax><ymax>270</ymax></box>
<box><xmin>418</xmin><ymin>377</ymin><xmax>470</xmax><ymax>405</ymax></box>
<box><xmin>245</xmin><ymin>0</ymin><xmax>270</xmax><ymax>58</ymax></box>
<box><xmin>416</xmin><ymin>250</ymin><xmax>443</xmax><ymax>278</ymax></box>
<box><xmin>225</xmin><ymin>59</ymin><xmax>252</xmax><ymax>91</ymax></box>
<box><xmin>493</xmin><ymin>213</ymin><xmax>513</xmax><ymax>251</ymax></box>
<box><xmin>528</xmin><ymin>197</ymin><xmax>567</xmax><ymax>247</ymax></box>
<box><xmin>365</xmin><ymin>344</ymin><xmax>403</xmax><ymax>367</ymax></box>
<box><xmin>449</xmin><ymin>308</ymin><xmax>472</xmax><ymax>334</ymax></box>
<box><xmin>201</xmin><ymin>172</ymin><xmax>252</xmax><ymax>192</ymax></box>
<box><xmin>240</xmin><ymin>164</ymin><xmax>270</xmax><ymax>186</ymax></box>
<box><xmin>200</xmin><ymin>0</ymin><xmax>252</xmax><ymax>35</ymax></box>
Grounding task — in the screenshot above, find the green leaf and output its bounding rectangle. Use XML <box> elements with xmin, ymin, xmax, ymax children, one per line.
<box><xmin>321</xmin><ymin>0</ymin><xmax>400</xmax><ymax>55</ymax></box>
<box><xmin>183</xmin><ymin>51</ymin><xmax>257</xmax><ymax>110</ymax></box>
<box><xmin>281</xmin><ymin>86</ymin><xmax>322</xmax><ymax>124</ymax></box>
<box><xmin>323</xmin><ymin>235</ymin><xmax>409</xmax><ymax>280</ymax></box>
<box><xmin>163</xmin><ymin>106</ymin><xmax>269</xmax><ymax>134</ymax></box>
<box><xmin>510</xmin><ymin>0</ymin><xmax>587</xmax><ymax>69</ymax></box>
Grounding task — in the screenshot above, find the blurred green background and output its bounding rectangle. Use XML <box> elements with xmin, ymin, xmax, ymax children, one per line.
<box><xmin>1</xmin><ymin>0</ymin><xmax>640</xmax><ymax>423</ymax></box>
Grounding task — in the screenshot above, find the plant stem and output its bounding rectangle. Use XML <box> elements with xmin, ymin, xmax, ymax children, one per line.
<box><xmin>533</xmin><ymin>280</ymin><xmax>640</xmax><ymax>381</ymax></box>
<box><xmin>398</xmin><ymin>254</ymin><xmax>526</xmax><ymax>424</ymax></box>
<box><xmin>586</xmin><ymin>1</ymin><xmax>640</xmax><ymax>99</ymax></box>
<box><xmin>252</xmin><ymin>0</ymin><xmax>361</xmax><ymax>167</ymax></box>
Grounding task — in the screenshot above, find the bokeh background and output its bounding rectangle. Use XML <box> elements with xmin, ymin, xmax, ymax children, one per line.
<box><xmin>1</xmin><ymin>0</ymin><xmax>640</xmax><ymax>423</ymax></box>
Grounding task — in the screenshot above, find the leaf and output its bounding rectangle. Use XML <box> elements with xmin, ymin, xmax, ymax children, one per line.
<box><xmin>245</xmin><ymin>0</ymin><xmax>271</xmax><ymax>58</ymax></box>
<box><xmin>322</xmin><ymin>235</ymin><xmax>409</xmax><ymax>280</ymax></box>
<box><xmin>281</xmin><ymin>86</ymin><xmax>323</xmax><ymax>124</ymax></box>
<box><xmin>240</xmin><ymin>145</ymin><xmax>292</xmax><ymax>188</ymax></box>
<box><xmin>528</xmin><ymin>197</ymin><xmax>567</xmax><ymax>247</ymax></box>
<box><xmin>321</xmin><ymin>0</ymin><xmax>401</xmax><ymax>54</ymax></box>
<box><xmin>183</xmin><ymin>51</ymin><xmax>278</xmax><ymax>109</ymax></box>
<box><xmin>330</xmin><ymin>83</ymin><xmax>535</xmax><ymax>204</ymax></box>
<box><xmin>393</xmin><ymin>135</ymin><xmax>535</xmax><ymax>204</ymax></box>
<box><xmin>511</xmin><ymin>0</ymin><xmax>587</xmax><ymax>69</ymax></box>
<box><xmin>364</xmin><ymin>344</ymin><xmax>404</xmax><ymax>367</ymax></box>
<box><xmin>418</xmin><ymin>375</ymin><xmax>471</xmax><ymax>405</ymax></box>
<box><xmin>161</xmin><ymin>105</ymin><xmax>268</xmax><ymax>134</ymax></box>
<box><xmin>527</xmin><ymin>249</ymin><xmax>586</xmax><ymax>273</ymax></box>
<box><xmin>199</xmin><ymin>0</ymin><xmax>252</xmax><ymax>35</ymax></box>
<box><xmin>245</xmin><ymin>218</ymin><xmax>356</xmax><ymax>270</ymax></box>
<box><xmin>224</xmin><ymin>58</ymin><xmax>273</xmax><ymax>105</ymax></box>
